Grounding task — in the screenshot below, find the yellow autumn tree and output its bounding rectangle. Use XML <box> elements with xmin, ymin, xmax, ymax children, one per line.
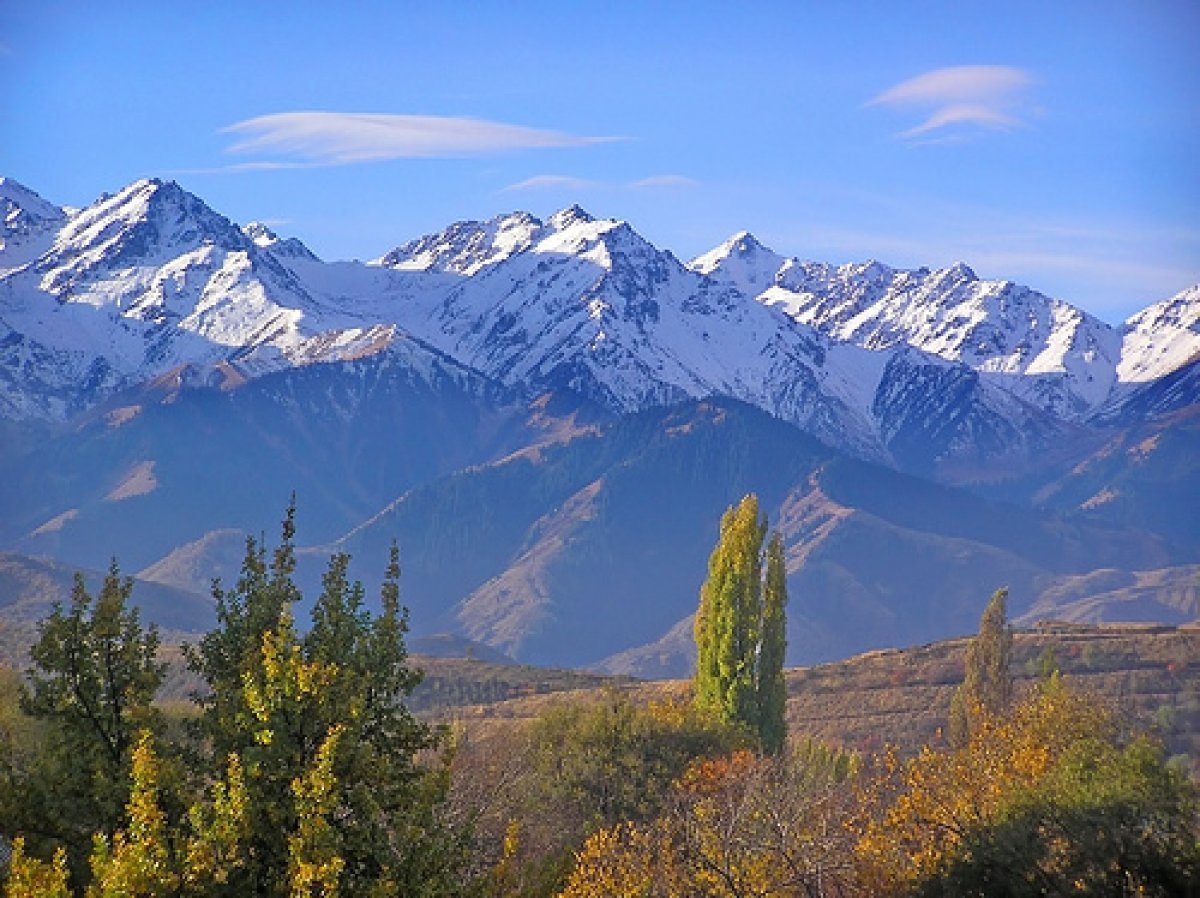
<box><xmin>4</xmin><ymin>839</ymin><xmax>70</xmax><ymax>898</ymax></box>
<box><xmin>288</xmin><ymin>726</ymin><xmax>346</xmax><ymax>898</ymax></box>
<box><xmin>558</xmin><ymin>821</ymin><xmax>679</xmax><ymax>898</ymax></box>
<box><xmin>855</xmin><ymin>674</ymin><xmax>1200</xmax><ymax>896</ymax></box>
<box><xmin>559</xmin><ymin>743</ymin><xmax>859</xmax><ymax>898</ymax></box>
<box><xmin>87</xmin><ymin>731</ymin><xmax>178</xmax><ymax>898</ymax></box>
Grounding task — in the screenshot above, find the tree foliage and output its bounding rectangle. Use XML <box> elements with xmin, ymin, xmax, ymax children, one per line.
<box><xmin>13</xmin><ymin>564</ymin><xmax>164</xmax><ymax>883</ymax></box>
<box><xmin>185</xmin><ymin>507</ymin><xmax>462</xmax><ymax>897</ymax></box>
<box><xmin>857</xmin><ymin>675</ymin><xmax>1200</xmax><ymax>896</ymax></box>
<box><xmin>693</xmin><ymin>495</ymin><xmax>789</xmax><ymax>753</ymax></box>
<box><xmin>948</xmin><ymin>587</ymin><xmax>1012</xmax><ymax>748</ymax></box>
<box><xmin>559</xmin><ymin>740</ymin><xmax>860</xmax><ymax>898</ymax></box>
<box><xmin>757</xmin><ymin>533</ymin><xmax>789</xmax><ymax>756</ymax></box>
<box><xmin>1</xmin><ymin>505</ymin><xmax>465</xmax><ymax>897</ymax></box>
<box><xmin>4</xmin><ymin>839</ymin><xmax>70</xmax><ymax>898</ymax></box>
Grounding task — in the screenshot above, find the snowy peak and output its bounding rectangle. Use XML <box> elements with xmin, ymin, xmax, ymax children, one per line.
<box><xmin>1118</xmin><ymin>284</ymin><xmax>1200</xmax><ymax>384</ymax></box>
<box><xmin>242</xmin><ymin>221</ymin><xmax>319</xmax><ymax>262</ymax></box>
<box><xmin>2</xmin><ymin>176</ymin><xmax>1197</xmax><ymax>474</ymax></box>
<box><xmin>761</xmin><ymin>260</ymin><xmax>1122</xmax><ymax>416</ymax></box>
<box><xmin>689</xmin><ymin>230</ymin><xmax>772</xmax><ymax>272</ymax></box>
<box><xmin>929</xmin><ymin>261</ymin><xmax>977</xmax><ymax>287</ymax></box>
<box><xmin>690</xmin><ymin>230</ymin><xmax>785</xmax><ymax>296</ymax></box>
<box><xmin>547</xmin><ymin>204</ymin><xmax>595</xmax><ymax>230</ymax></box>
<box><xmin>242</xmin><ymin>221</ymin><xmax>279</xmax><ymax>247</ymax></box>
<box><xmin>1</xmin><ymin>177</ymin><xmax>65</xmax><ymax>233</ymax></box>
<box><xmin>376</xmin><ymin>211</ymin><xmax>542</xmax><ymax>275</ymax></box>
<box><xmin>0</xmin><ymin>177</ymin><xmax>66</xmax><ymax>273</ymax></box>
<box><xmin>41</xmin><ymin>178</ymin><xmax>250</xmax><ymax>292</ymax></box>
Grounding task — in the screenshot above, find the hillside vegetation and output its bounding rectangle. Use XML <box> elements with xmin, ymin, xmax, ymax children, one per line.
<box><xmin>435</xmin><ymin>622</ymin><xmax>1200</xmax><ymax>766</ymax></box>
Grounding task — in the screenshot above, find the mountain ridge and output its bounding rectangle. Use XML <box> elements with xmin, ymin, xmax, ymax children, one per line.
<box><xmin>7</xmin><ymin>176</ymin><xmax>1194</xmax><ymax>480</ymax></box>
<box><xmin>1</xmin><ymin>176</ymin><xmax>1197</xmax><ymax>675</ymax></box>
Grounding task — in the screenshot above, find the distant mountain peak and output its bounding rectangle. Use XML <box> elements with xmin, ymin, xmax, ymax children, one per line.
<box><xmin>688</xmin><ymin>229</ymin><xmax>785</xmax><ymax>297</ymax></box>
<box><xmin>242</xmin><ymin>221</ymin><xmax>319</xmax><ymax>262</ymax></box>
<box><xmin>242</xmin><ymin>221</ymin><xmax>279</xmax><ymax>246</ymax></box>
<box><xmin>1</xmin><ymin>177</ymin><xmax>66</xmax><ymax>245</ymax></box>
<box><xmin>1118</xmin><ymin>283</ymin><xmax>1200</xmax><ymax>384</ymax></box>
<box><xmin>725</xmin><ymin>230</ymin><xmax>769</xmax><ymax>255</ymax></box>
<box><xmin>376</xmin><ymin>210</ymin><xmax>543</xmax><ymax>275</ymax></box>
<box><xmin>3</xmin><ymin>175</ymin><xmax>1197</xmax><ymax>458</ymax></box>
<box><xmin>1</xmin><ymin>176</ymin><xmax>64</xmax><ymax>217</ymax></box>
<box><xmin>547</xmin><ymin>204</ymin><xmax>596</xmax><ymax>230</ymax></box>
<box><xmin>938</xmin><ymin>260</ymin><xmax>978</xmax><ymax>283</ymax></box>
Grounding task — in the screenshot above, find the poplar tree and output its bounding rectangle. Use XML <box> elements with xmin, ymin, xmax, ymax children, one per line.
<box><xmin>949</xmin><ymin>587</ymin><xmax>1013</xmax><ymax>747</ymax></box>
<box><xmin>693</xmin><ymin>495</ymin><xmax>789</xmax><ymax>753</ymax></box>
<box><xmin>757</xmin><ymin>532</ymin><xmax>789</xmax><ymax>755</ymax></box>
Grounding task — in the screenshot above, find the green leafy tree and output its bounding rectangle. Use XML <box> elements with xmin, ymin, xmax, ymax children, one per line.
<box><xmin>949</xmin><ymin>587</ymin><xmax>1012</xmax><ymax>748</ymax></box>
<box><xmin>14</xmin><ymin>564</ymin><xmax>164</xmax><ymax>882</ymax></box>
<box><xmin>693</xmin><ymin>495</ymin><xmax>789</xmax><ymax>753</ymax></box>
<box><xmin>756</xmin><ymin>532</ymin><xmax>789</xmax><ymax>756</ymax></box>
<box><xmin>187</xmin><ymin>507</ymin><xmax>463</xmax><ymax>897</ymax></box>
<box><xmin>187</xmin><ymin>505</ymin><xmax>303</xmax><ymax>762</ymax></box>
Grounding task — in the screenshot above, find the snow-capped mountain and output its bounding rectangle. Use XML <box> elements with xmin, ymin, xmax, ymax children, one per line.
<box><xmin>1</xmin><ymin>176</ymin><xmax>66</xmax><ymax>275</ymax></box>
<box><xmin>0</xmin><ymin>179</ymin><xmax>453</xmax><ymax>420</ymax></box>
<box><xmin>2</xmin><ymin>177</ymin><xmax>1198</xmax><ymax>670</ymax></box>
<box><xmin>1</xmin><ymin>177</ymin><xmax>1196</xmax><ymax>477</ymax></box>
<box><xmin>690</xmin><ymin>240</ymin><xmax>1141</xmax><ymax>420</ymax></box>
<box><xmin>368</xmin><ymin>205</ymin><xmax>883</xmax><ymax>453</ymax></box>
<box><xmin>1117</xmin><ymin>285</ymin><xmax>1200</xmax><ymax>385</ymax></box>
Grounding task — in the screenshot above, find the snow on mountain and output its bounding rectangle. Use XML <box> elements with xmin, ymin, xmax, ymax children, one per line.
<box><xmin>377</xmin><ymin>210</ymin><xmax>542</xmax><ymax>275</ymax></box>
<box><xmin>242</xmin><ymin>221</ymin><xmax>320</xmax><ymax>262</ymax></box>
<box><xmin>688</xmin><ymin>231</ymin><xmax>784</xmax><ymax>297</ymax></box>
<box><xmin>365</xmin><ymin>206</ymin><xmax>894</xmax><ymax>453</ymax></box>
<box><xmin>0</xmin><ymin>179</ymin><xmax>462</xmax><ymax>420</ymax></box>
<box><xmin>2</xmin><ymin>176</ymin><xmax>1196</xmax><ymax>474</ymax></box>
<box><xmin>691</xmin><ymin>243</ymin><xmax>1125</xmax><ymax>419</ymax></box>
<box><xmin>1117</xmin><ymin>284</ymin><xmax>1200</xmax><ymax>384</ymax></box>
<box><xmin>0</xmin><ymin>177</ymin><xmax>66</xmax><ymax>274</ymax></box>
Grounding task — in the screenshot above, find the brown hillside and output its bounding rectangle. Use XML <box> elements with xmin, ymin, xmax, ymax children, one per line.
<box><xmin>438</xmin><ymin>623</ymin><xmax>1200</xmax><ymax>766</ymax></box>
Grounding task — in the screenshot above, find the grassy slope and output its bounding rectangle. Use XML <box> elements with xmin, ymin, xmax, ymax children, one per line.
<box><xmin>436</xmin><ymin>624</ymin><xmax>1200</xmax><ymax>765</ymax></box>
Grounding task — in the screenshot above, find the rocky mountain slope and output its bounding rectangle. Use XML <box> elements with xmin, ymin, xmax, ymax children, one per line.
<box><xmin>5</xmin><ymin>178</ymin><xmax>1195</xmax><ymax>475</ymax></box>
<box><xmin>1</xmin><ymin>176</ymin><xmax>1197</xmax><ymax>674</ymax></box>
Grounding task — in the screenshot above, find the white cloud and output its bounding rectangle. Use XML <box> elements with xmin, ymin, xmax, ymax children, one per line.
<box><xmin>629</xmin><ymin>174</ymin><xmax>698</xmax><ymax>189</ymax></box>
<box><xmin>502</xmin><ymin>175</ymin><xmax>599</xmax><ymax>192</ymax></box>
<box><xmin>223</xmin><ymin>112</ymin><xmax>617</xmax><ymax>165</ymax></box>
<box><xmin>501</xmin><ymin>173</ymin><xmax>698</xmax><ymax>193</ymax></box>
<box><xmin>869</xmin><ymin>65</ymin><xmax>1035</xmax><ymax>140</ymax></box>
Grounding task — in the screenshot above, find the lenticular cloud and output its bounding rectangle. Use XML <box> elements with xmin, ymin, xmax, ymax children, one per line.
<box><xmin>224</xmin><ymin>112</ymin><xmax>615</xmax><ymax>164</ymax></box>
<box><xmin>868</xmin><ymin>65</ymin><xmax>1036</xmax><ymax>140</ymax></box>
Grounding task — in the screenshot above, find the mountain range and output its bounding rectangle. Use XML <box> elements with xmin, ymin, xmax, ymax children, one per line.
<box><xmin>1</xmin><ymin>176</ymin><xmax>1196</xmax><ymax>675</ymax></box>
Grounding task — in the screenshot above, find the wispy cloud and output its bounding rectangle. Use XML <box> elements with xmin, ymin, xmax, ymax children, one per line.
<box><xmin>628</xmin><ymin>174</ymin><xmax>699</xmax><ymax>189</ymax></box>
<box><xmin>502</xmin><ymin>175</ymin><xmax>600</xmax><ymax>193</ymax></box>
<box><xmin>868</xmin><ymin>66</ymin><xmax>1036</xmax><ymax>140</ymax></box>
<box><xmin>501</xmin><ymin>173</ymin><xmax>698</xmax><ymax>193</ymax></box>
<box><xmin>171</xmin><ymin>160</ymin><xmax>332</xmax><ymax>176</ymax></box>
<box><xmin>222</xmin><ymin>112</ymin><xmax>618</xmax><ymax>166</ymax></box>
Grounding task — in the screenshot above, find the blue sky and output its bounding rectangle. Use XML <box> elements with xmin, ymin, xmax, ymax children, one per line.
<box><xmin>2</xmin><ymin>1</ymin><xmax>1197</xmax><ymax>322</ymax></box>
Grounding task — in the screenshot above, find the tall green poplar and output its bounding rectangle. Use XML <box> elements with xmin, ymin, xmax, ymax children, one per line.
<box><xmin>757</xmin><ymin>532</ymin><xmax>789</xmax><ymax>755</ymax></box>
<box><xmin>693</xmin><ymin>495</ymin><xmax>788</xmax><ymax>753</ymax></box>
<box><xmin>949</xmin><ymin>587</ymin><xmax>1013</xmax><ymax>747</ymax></box>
